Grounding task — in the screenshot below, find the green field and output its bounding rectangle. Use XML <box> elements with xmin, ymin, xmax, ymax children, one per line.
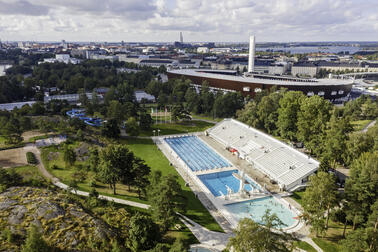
<box><xmin>294</xmin><ymin>241</ymin><xmax>317</xmax><ymax>252</ymax></box>
<box><xmin>139</xmin><ymin>120</ymin><xmax>215</xmax><ymax>136</ymax></box>
<box><xmin>351</xmin><ymin>119</ymin><xmax>373</xmax><ymax>131</ymax></box>
<box><xmin>291</xmin><ymin>190</ymin><xmax>305</xmax><ymax>206</ymax></box>
<box><xmin>40</xmin><ymin>138</ymin><xmax>223</xmax><ymax>232</ymax></box>
<box><xmin>120</xmin><ymin>138</ymin><xmax>223</xmax><ymax>232</ymax></box>
<box><xmin>313</xmin><ymin>237</ymin><xmax>340</xmax><ymax>252</ymax></box>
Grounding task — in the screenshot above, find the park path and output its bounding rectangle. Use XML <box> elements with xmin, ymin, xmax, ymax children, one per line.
<box><xmin>361</xmin><ymin>119</ymin><xmax>376</xmax><ymax>133</ymax></box>
<box><xmin>26</xmin><ymin>143</ymin><xmax>150</xmax><ymax>209</ymax></box>
<box><xmin>25</xmin><ymin>143</ymin><xmax>231</xmax><ymax>250</ymax></box>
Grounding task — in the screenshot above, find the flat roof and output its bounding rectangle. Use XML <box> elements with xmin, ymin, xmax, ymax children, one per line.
<box><xmin>208</xmin><ymin>119</ymin><xmax>319</xmax><ymax>189</ymax></box>
<box><xmin>168</xmin><ymin>69</ymin><xmax>353</xmax><ymax>86</ymax></box>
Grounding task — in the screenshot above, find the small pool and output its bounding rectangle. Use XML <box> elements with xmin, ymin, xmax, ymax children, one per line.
<box><xmin>198</xmin><ymin>170</ymin><xmax>260</xmax><ymax>197</ymax></box>
<box><xmin>225</xmin><ymin>196</ymin><xmax>297</xmax><ymax>228</ymax></box>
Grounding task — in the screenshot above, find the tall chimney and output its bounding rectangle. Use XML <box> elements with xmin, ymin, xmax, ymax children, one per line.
<box><xmin>248</xmin><ymin>35</ymin><xmax>255</xmax><ymax>73</ymax></box>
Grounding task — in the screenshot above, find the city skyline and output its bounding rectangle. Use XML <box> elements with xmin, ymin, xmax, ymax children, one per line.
<box><xmin>0</xmin><ymin>0</ymin><xmax>377</xmax><ymax>42</ymax></box>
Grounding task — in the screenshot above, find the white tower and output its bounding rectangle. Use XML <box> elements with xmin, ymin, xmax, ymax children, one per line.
<box><xmin>248</xmin><ymin>35</ymin><xmax>255</xmax><ymax>73</ymax></box>
<box><xmin>180</xmin><ymin>32</ymin><xmax>183</xmax><ymax>43</ymax></box>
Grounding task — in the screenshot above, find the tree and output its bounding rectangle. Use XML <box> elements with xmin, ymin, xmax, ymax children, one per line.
<box><xmin>107</xmin><ymin>100</ymin><xmax>125</xmax><ymax>124</ymax></box>
<box><xmin>213</xmin><ymin>92</ymin><xmax>244</xmax><ymax>118</ymax></box>
<box><xmin>63</xmin><ymin>145</ymin><xmax>76</xmax><ymax>168</ymax></box>
<box><xmin>344</xmin><ymin>132</ymin><xmax>374</xmax><ymax>166</ymax></box>
<box><xmin>302</xmin><ymin>172</ymin><xmax>338</xmax><ymax>234</ymax></box>
<box><xmin>125</xmin><ymin>117</ymin><xmax>139</xmax><ymax>136</ymax></box>
<box><xmin>277</xmin><ymin>91</ymin><xmax>305</xmax><ymax>141</ymax></box>
<box><xmin>339</xmin><ymin>228</ymin><xmax>369</xmax><ymax>252</ymax></box>
<box><xmin>99</xmin><ymin>144</ymin><xmax>134</xmax><ymax>195</ymax></box>
<box><xmin>297</xmin><ymin>96</ymin><xmax>332</xmax><ymax>155</ymax></box>
<box><xmin>256</xmin><ymin>91</ymin><xmax>283</xmax><ymax>134</ymax></box>
<box><xmin>227</xmin><ymin>211</ymin><xmax>295</xmax><ymax>252</ymax></box>
<box><xmin>139</xmin><ymin>112</ymin><xmax>153</xmax><ymax>130</ymax></box>
<box><xmin>128</xmin><ymin>213</ymin><xmax>160</xmax><ymax>251</ymax></box>
<box><xmin>169</xmin><ymin>238</ymin><xmax>187</xmax><ymax>252</ymax></box>
<box><xmin>324</xmin><ymin>114</ymin><xmax>353</xmax><ymax>168</ymax></box>
<box><xmin>344</xmin><ymin>151</ymin><xmax>378</xmax><ymax>230</ymax></box>
<box><xmin>148</xmin><ymin>172</ymin><xmax>186</xmax><ymax>231</ymax></box>
<box><xmin>171</xmin><ymin>104</ymin><xmax>191</xmax><ymax>122</ymax></box>
<box><xmin>21</xmin><ymin>225</ymin><xmax>49</xmax><ymax>252</ymax></box>
<box><xmin>236</xmin><ymin>101</ymin><xmax>259</xmax><ymax>127</ymax></box>
<box><xmin>132</xmin><ymin>157</ymin><xmax>151</xmax><ymax>198</ymax></box>
<box><xmin>101</xmin><ymin>118</ymin><xmax>120</xmax><ymax>138</ymax></box>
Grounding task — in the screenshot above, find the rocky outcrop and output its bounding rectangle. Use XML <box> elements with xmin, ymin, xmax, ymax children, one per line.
<box><xmin>0</xmin><ymin>186</ymin><xmax>116</xmax><ymax>251</ymax></box>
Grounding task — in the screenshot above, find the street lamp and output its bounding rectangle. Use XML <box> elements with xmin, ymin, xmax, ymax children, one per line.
<box><xmin>153</xmin><ymin>130</ymin><xmax>156</xmax><ymax>137</ymax></box>
<box><xmin>157</xmin><ymin>129</ymin><xmax>161</xmax><ymax>137</ymax></box>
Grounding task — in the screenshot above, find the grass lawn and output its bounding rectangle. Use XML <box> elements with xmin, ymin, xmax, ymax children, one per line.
<box><xmin>310</xmin><ymin>220</ymin><xmax>353</xmax><ymax>252</ymax></box>
<box><xmin>40</xmin><ymin>138</ymin><xmax>223</xmax><ymax>232</ymax></box>
<box><xmin>291</xmin><ymin>190</ymin><xmax>305</xmax><ymax>206</ymax></box>
<box><xmin>351</xmin><ymin>119</ymin><xmax>373</xmax><ymax>131</ymax></box>
<box><xmin>313</xmin><ymin>238</ymin><xmax>340</xmax><ymax>252</ymax></box>
<box><xmin>0</xmin><ymin>135</ymin><xmax>6</xmax><ymax>147</ymax></box>
<box><xmin>120</xmin><ymin>137</ymin><xmax>224</xmax><ymax>232</ymax></box>
<box><xmin>294</xmin><ymin>241</ymin><xmax>317</xmax><ymax>252</ymax></box>
<box><xmin>12</xmin><ymin>165</ymin><xmax>44</xmax><ymax>181</ymax></box>
<box><xmin>139</xmin><ymin>120</ymin><xmax>215</xmax><ymax>136</ymax></box>
<box><xmin>41</xmin><ymin>143</ymin><xmax>148</xmax><ymax>204</ymax></box>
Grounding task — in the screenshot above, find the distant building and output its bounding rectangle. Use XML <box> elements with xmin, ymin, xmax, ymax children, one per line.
<box><xmin>291</xmin><ymin>62</ymin><xmax>318</xmax><ymax>77</ymax></box>
<box><xmin>197</xmin><ymin>47</ymin><xmax>210</xmax><ymax>53</ymax></box>
<box><xmin>41</xmin><ymin>54</ymin><xmax>80</xmax><ymax>64</ymax></box>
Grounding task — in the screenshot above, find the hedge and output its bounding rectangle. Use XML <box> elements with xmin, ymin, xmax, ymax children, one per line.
<box><xmin>26</xmin><ymin>152</ymin><xmax>38</xmax><ymax>164</ymax></box>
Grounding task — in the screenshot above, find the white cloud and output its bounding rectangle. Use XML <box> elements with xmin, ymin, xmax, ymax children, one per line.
<box><xmin>0</xmin><ymin>0</ymin><xmax>377</xmax><ymax>42</ymax></box>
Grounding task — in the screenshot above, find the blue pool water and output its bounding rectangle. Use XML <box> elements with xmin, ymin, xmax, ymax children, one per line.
<box><xmin>198</xmin><ymin>170</ymin><xmax>261</xmax><ymax>197</ymax></box>
<box><xmin>165</xmin><ymin>136</ymin><xmax>230</xmax><ymax>172</ymax></box>
<box><xmin>225</xmin><ymin>196</ymin><xmax>297</xmax><ymax>228</ymax></box>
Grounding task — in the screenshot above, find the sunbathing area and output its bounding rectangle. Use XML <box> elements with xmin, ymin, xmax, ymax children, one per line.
<box><xmin>207</xmin><ymin>119</ymin><xmax>319</xmax><ymax>191</ymax></box>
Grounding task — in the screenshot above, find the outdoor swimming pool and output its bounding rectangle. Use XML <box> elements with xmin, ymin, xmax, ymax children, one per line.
<box><xmin>225</xmin><ymin>196</ymin><xmax>297</xmax><ymax>228</ymax></box>
<box><xmin>198</xmin><ymin>170</ymin><xmax>261</xmax><ymax>197</ymax></box>
<box><xmin>165</xmin><ymin>136</ymin><xmax>230</xmax><ymax>172</ymax></box>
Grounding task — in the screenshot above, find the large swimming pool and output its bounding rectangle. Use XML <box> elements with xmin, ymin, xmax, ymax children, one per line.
<box><xmin>165</xmin><ymin>136</ymin><xmax>230</xmax><ymax>172</ymax></box>
<box><xmin>198</xmin><ymin>170</ymin><xmax>261</xmax><ymax>197</ymax></box>
<box><xmin>225</xmin><ymin>196</ymin><xmax>297</xmax><ymax>228</ymax></box>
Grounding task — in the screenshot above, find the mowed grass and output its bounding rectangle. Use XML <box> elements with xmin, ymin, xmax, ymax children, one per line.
<box><xmin>139</xmin><ymin>120</ymin><xmax>214</xmax><ymax>136</ymax></box>
<box><xmin>12</xmin><ymin>165</ymin><xmax>44</xmax><ymax>181</ymax></box>
<box><xmin>41</xmin><ymin>143</ymin><xmax>147</xmax><ymax>204</ymax></box>
<box><xmin>294</xmin><ymin>241</ymin><xmax>317</xmax><ymax>252</ymax></box>
<box><xmin>120</xmin><ymin>138</ymin><xmax>224</xmax><ymax>232</ymax></box>
<box><xmin>351</xmin><ymin>119</ymin><xmax>373</xmax><ymax>131</ymax></box>
<box><xmin>40</xmin><ymin>138</ymin><xmax>223</xmax><ymax>232</ymax></box>
<box><xmin>313</xmin><ymin>237</ymin><xmax>340</xmax><ymax>252</ymax></box>
<box><xmin>291</xmin><ymin>190</ymin><xmax>305</xmax><ymax>206</ymax></box>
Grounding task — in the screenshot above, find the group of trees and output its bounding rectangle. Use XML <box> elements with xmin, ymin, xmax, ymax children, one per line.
<box><xmin>147</xmin><ymin>79</ymin><xmax>245</xmax><ymax>118</ymax></box>
<box><xmin>301</xmin><ymin>151</ymin><xmax>377</xmax><ymax>251</ymax></box>
<box><xmin>237</xmin><ymin>90</ymin><xmax>378</xmax><ymax>165</ymax></box>
<box><xmin>87</xmin><ymin>144</ymin><xmax>150</xmax><ymax>198</ymax></box>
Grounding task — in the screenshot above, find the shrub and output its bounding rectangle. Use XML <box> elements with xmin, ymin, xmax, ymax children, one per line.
<box><xmin>26</xmin><ymin>152</ymin><xmax>37</xmax><ymax>164</ymax></box>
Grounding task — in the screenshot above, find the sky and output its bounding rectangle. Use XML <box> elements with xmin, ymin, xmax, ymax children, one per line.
<box><xmin>0</xmin><ymin>0</ymin><xmax>377</xmax><ymax>42</ymax></box>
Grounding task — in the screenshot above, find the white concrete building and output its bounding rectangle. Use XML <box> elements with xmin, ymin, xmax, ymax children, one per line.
<box><xmin>208</xmin><ymin>119</ymin><xmax>319</xmax><ymax>191</ymax></box>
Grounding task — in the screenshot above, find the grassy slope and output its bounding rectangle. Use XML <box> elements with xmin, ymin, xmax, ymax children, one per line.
<box><xmin>120</xmin><ymin>138</ymin><xmax>223</xmax><ymax>232</ymax></box>
<box><xmin>351</xmin><ymin>119</ymin><xmax>373</xmax><ymax>131</ymax></box>
<box><xmin>291</xmin><ymin>190</ymin><xmax>305</xmax><ymax>206</ymax></box>
<box><xmin>41</xmin><ymin>138</ymin><xmax>223</xmax><ymax>232</ymax></box>
<box><xmin>294</xmin><ymin>241</ymin><xmax>317</xmax><ymax>252</ymax></box>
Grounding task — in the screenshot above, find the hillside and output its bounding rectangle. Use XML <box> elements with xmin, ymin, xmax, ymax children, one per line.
<box><xmin>0</xmin><ymin>186</ymin><xmax>116</xmax><ymax>251</ymax></box>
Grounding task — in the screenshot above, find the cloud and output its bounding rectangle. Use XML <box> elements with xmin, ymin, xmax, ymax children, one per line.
<box><xmin>0</xmin><ymin>0</ymin><xmax>50</xmax><ymax>16</ymax></box>
<box><xmin>0</xmin><ymin>0</ymin><xmax>377</xmax><ymax>41</ymax></box>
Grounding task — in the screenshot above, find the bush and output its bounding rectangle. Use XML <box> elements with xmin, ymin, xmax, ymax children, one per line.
<box><xmin>1</xmin><ymin>228</ymin><xmax>15</xmax><ymax>243</ymax></box>
<box><xmin>26</xmin><ymin>152</ymin><xmax>37</xmax><ymax>164</ymax></box>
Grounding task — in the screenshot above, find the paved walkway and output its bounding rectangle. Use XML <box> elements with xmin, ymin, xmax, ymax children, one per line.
<box><xmin>178</xmin><ymin>213</ymin><xmax>232</xmax><ymax>251</ymax></box>
<box><xmin>26</xmin><ymin>143</ymin><xmax>150</xmax><ymax>209</ymax></box>
<box><xmin>361</xmin><ymin>119</ymin><xmax>376</xmax><ymax>133</ymax></box>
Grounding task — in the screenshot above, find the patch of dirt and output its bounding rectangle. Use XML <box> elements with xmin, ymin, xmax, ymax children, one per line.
<box><xmin>0</xmin><ymin>148</ymin><xmax>27</xmax><ymax>168</ymax></box>
<box><xmin>21</xmin><ymin>131</ymin><xmax>47</xmax><ymax>142</ymax></box>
